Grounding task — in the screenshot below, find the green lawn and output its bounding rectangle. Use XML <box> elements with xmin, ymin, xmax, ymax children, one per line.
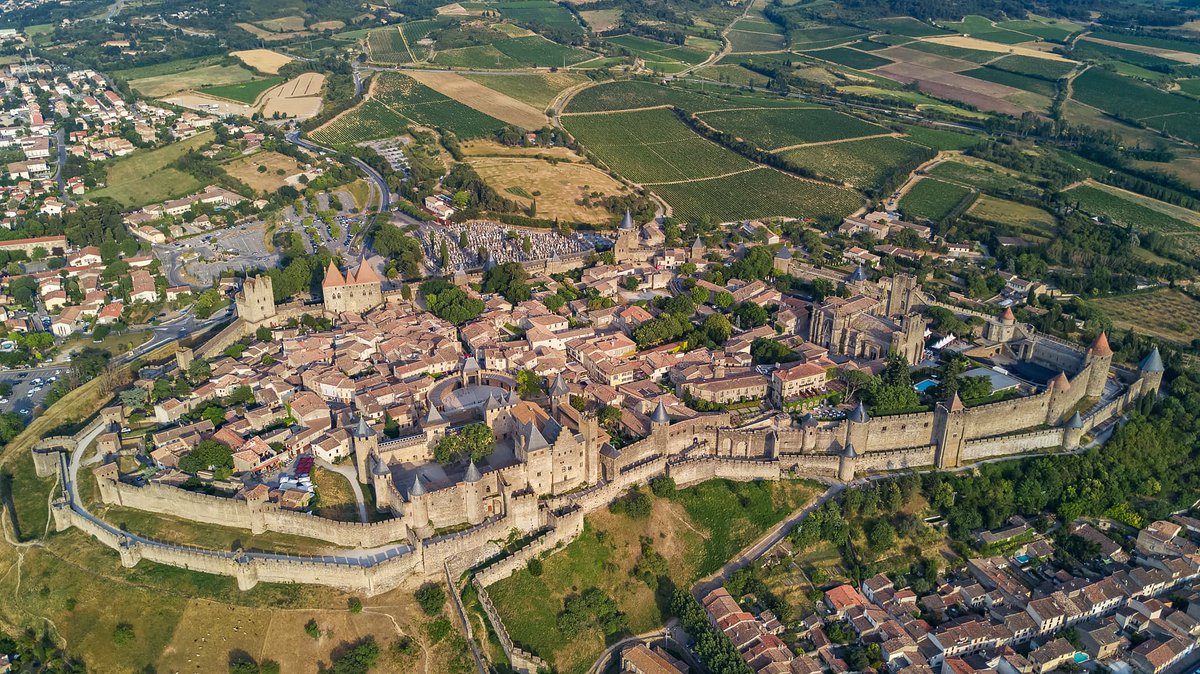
<box><xmin>488</xmin><ymin>478</ymin><xmax>822</xmax><ymax>674</ymax></box>
<box><xmin>198</xmin><ymin>76</ymin><xmax>284</xmax><ymax>104</ymax></box>
<box><xmin>87</xmin><ymin>131</ymin><xmax>215</xmax><ymax>208</ymax></box>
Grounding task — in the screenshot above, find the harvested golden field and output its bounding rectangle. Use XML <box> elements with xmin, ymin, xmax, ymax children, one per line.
<box><xmin>230</xmin><ymin>48</ymin><xmax>294</xmax><ymax>74</ymax></box>
<box><xmin>310</xmin><ymin>20</ymin><xmax>346</xmax><ymax>31</ymax></box>
<box><xmin>259</xmin><ymin>72</ymin><xmax>326</xmax><ymax>120</ymax></box>
<box><xmin>403</xmin><ymin>70</ymin><xmax>548</xmax><ymax>129</ymax></box>
<box><xmin>224</xmin><ymin>150</ymin><xmax>306</xmax><ymax>193</ymax></box>
<box><xmin>468</xmin><ymin>156</ymin><xmax>630</xmax><ymax>222</ymax></box>
<box><xmin>129</xmin><ymin>64</ymin><xmax>256</xmax><ymax>98</ymax></box>
<box><xmin>580</xmin><ymin>8</ymin><xmax>621</xmax><ymax>31</ymax></box>
<box><xmin>917</xmin><ymin>35</ymin><xmax>1072</xmax><ymax>59</ymax></box>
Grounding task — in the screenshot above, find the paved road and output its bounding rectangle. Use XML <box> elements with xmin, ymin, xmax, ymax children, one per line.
<box><xmin>286</xmin><ymin>132</ymin><xmax>391</xmax><ymax>214</ymax></box>
<box><xmin>315</xmin><ymin>458</ymin><xmax>368</xmax><ymax>523</ymax></box>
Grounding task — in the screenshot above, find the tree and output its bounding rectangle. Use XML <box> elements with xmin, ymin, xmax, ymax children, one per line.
<box><xmin>482</xmin><ymin>262</ymin><xmax>531</xmax><ymax>303</ymax></box>
<box><xmin>178</xmin><ymin>439</ymin><xmax>233</xmax><ymax>473</ymax></box>
<box><xmin>702</xmin><ymin>313</ymin><xmax>732</xmax><ymax>345</ymax></box>
<box><xmin>714</xmin><ymin>291</ymin><xmax>734</xmax><ymax>309</ymax></box>
<box><xmin>729</xmin><ymin>246</ymin><xmax>774</xmax><ymax>281</ymax></box>
<box><xmin>867</xmin><ymin>519</ymin><xmax>896</xmax><ymax>553</ymax></box>
<box><xmin>733</xmin><ymin>302</ymin><xmax>768</xmax><ymax>327</ymax></box>
<box><xmin>228</xmin><ymin>385</ymin><xmax>255</xmax><ymax>406</ymax></box>
<box><xmin>516</xmin><ymin>370</ymin><xmax>542</xmax><ymax>398</ymax></box>
<box><xmin>255</xmin><ymin>326</ymin><xmax>273</xmax><ymax>341</ymax></box>
<box><xmin>691</xmin><ymin>284</ymin><xmax>709</xmax><ymax>304</ymax></box>
<box><xmin>415</xmin><ymin>582</ymin><xmax>446</xmax><ymax>615</ymax></box>
<box><xmin>432</xmin><ymin>424</ymin><xmax>494</xmax><ymax>463</ymax></box>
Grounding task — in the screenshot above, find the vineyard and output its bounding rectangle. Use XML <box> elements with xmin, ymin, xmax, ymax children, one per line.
<box><xmin>697</xmin><ymin>107</ymin><xmax>885</xmax><ymax>150</ymax></box>
<box><xmin>564</xmin><ymin>80</ymin><xmax>720</xmax><ymax>114</ymax></box>
<box><xmin>862</xmin><ymin>16</ymin><xmax>951</xmax><ymax>37</ymax></box>
<box><xmin>926</xmin><ymin>159</ymin><xmax>1041</xmax><ymax>196</ymax></box>
<box><xmin>988</xmin><ymin>54</ymin><xmax>1075</xmax><ymax>80</ymax></box>
<box><xmin>1064</xmin><ymin>184</ymin><xmax>1197</xmax><ymax>234</ymax></box>
<box><xmin>366</xmin><ymin>27</ymin><xmax>411</xmax><ymax>64</ymax></box>
<box><xmin>778</xmin><ymin>136</ymin><xmax>931</xmax><ymax>190</ymax></box>
<box><xmin>805</xmin><ymin>47</ymin><xmax>893</xmax><ymax>70</ymax></box>
<box><xmin>492</xmin><ymin>35</ymin><xmax>595</xmax><ymax>67</ymax></box>
<box><xmin>497</xmin><ymin>0</ymin><xmax>583</xmax><ymax>36</ymax></box>
<box><xmin>897</xmin><ymin>178</ymin><xmax>975</xmax><ymax>221</ymax></box>
<box><xmin>959</xmin><ymin>67</ymin><xmax>1057</xmax><ymax>98</ymax></box>
<box><xmin>310</xmin><ymin>73</ymin><xmax>508</xmax><ymax>145</ymax></box>
<box><xmin>727</xmin><ymin>29</ymin><xmax>787</xmax><ymax>53</ymax></box>
<box><xmin>606</xmin><ymin>34</ymin><xmax>712</xmax><ymax>73</ymax></box>
<box><xmin>1071</xmin><ymin>69</ymin><xmax>1200</xmax><ymax>144</ymax></box>
<box><xmin>651</xmin><ymin>168</ymin><xmax>863</xmax><ymax>222</ymax></box>
<box><xmin>562</xmin><ymin>108</ymin><xmax>754</xmax><ymax>184</ymax></box>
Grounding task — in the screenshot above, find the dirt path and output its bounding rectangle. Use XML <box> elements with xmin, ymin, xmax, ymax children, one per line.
<box><xmin>885</xmin><ymin>150</ymin><xmax>956</xmax><ymax>209</ymax></box>
<box><xmin>644</xmin><ymin>166</ymin><xmax>762</xmax><ymax>186</ymax></box>
<box><xmin>770</xmin><ymin>131</ymin><xmax>902</xmax><ymax>153</ymax></box>
<box><xmin>397</xmin><ymin>26</ymin><xmax>418</xmax><ymax>64</ymax></box>
<box><xmin>559</xmin><ymin>104</ymin><xmax>673</xmax><ymax>117</ymax></box>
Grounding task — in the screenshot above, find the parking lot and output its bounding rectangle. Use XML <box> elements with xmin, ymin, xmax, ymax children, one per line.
<box><xmin>0</xmin><ymin>365</ymin><xmax>65</xmax><ymax>422</ymax></box>
<box><xmin>161</xmin><ymin>222</ymin><xmax>281</xmax><ymax>285</ymax></box>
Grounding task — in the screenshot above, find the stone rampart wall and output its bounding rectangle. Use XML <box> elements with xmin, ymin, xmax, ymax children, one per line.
<box><xmin>961</xmin><ymin>429</ymin><xmax>1064</xmax><ymax>462</ymax></box>
<box><xmin>854</xmin><ymin>446</ymin><xmax>936</xmax><ymax>472</ymax></box>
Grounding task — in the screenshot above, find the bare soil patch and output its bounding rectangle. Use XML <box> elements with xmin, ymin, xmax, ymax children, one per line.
<box><xmin>403</xmin><ymin>70</ymin><xmax>548</xmax><ymax>129</ymax></box>
<box><xmin>164</xmin><ymin>92</ymin><xmax>254</xmax><ymax>116</ymax></box>
<box><xmin>230</xmin><ymin>49</ymin><xmax>295</xmax><ymax>74</ymax></box>
<box><xmin>876</xmin><ymin>45</ymin><xmax>980</xmax><ymax>73</ymax></box>
<box><xmin>311</xmin><ymin>20</ymin><xmax>346</xmax><ymax>31</ymax></box>
<box><xmin>259</xmin><ymin>72</ymin><xmax>326</xmax><ymax>120</ymax></box>
<box><xmin>874</xmin><ymin>62</ymin><xmax>1028</xmax><ymax>114</ymax></box>
<box><xmin>460</xmin><ymin>139</ymin><xmax>581</xmax><ymax>159</ymax></box>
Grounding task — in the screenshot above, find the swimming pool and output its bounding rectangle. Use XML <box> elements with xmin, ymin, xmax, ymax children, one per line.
<box><xmin>1074</xmin><ymin>653</ymin><xmax>1089</xmax><ymax>664</ymax></box>
<box><xmin>914</xmin><ymin>379</ymin><xmax>938</xmax><ymax>393</ymax></box>
<box><xmin>1015</xmin><ymin>554</ymin><xmax>1031</xmax><ymax>564</ymax></box>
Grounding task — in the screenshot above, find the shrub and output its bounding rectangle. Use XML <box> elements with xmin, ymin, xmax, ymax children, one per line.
<box><xmin>415</xmin><ymin>582</ymin><xmax>446</xmax><ymax>615</ymax></box>
<box><xmin>305</xmin><ymin>619</ymin><xmax>320</xmax><ymax>639</ymax></box>
<box><xmin>649</xmin><ymin>476</ymin><xmax>676</xmax><ymax>497</ymax></box>
<box><xmin>608</xmin><ymin>485</ymin><xmax>652</xmax><ymax>520</ymax></box>
<box><xmin>426</xmin><ymin>617</ymin><xmax>452</xmax><ymax>643</ymax></box>
<box><xmin>527</xmin><ymin>558</ymin><xmax>544</xmax><ymax>576</ymax></box>
<box><xmin>112</xmin><ymin>623</ymin><xmax>135</xmax><ymax>647</ymax></box>
<box><xmin>349</xmin><ymin>597</ymin><xmax>363</xmax><ymax>613</ymax></box>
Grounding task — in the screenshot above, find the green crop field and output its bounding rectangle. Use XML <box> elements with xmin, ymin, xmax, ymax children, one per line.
<box><xmin>901</xmin><ymin>124</ymin><xmax>982</xmax><ymax>150</ymax></box>
<box><xmin>927</xmin><ymin>159</ymin><xmax>1041</xmax><ymax>196</ymax></box>
<box><xmin>403</xmin><ymin>18</ymin><xmax>449</xmax><ymax>60</ymax></box>
<box><xmin>1087</xmin><ymin>30</ymin><xmax>1200</xmax><ymax>56</ymax></box>
<box><xmin>898</xmin><ymin>177</ymin><xmax>974</xmax><ymax>221</ymax></box>
<box><xmin>1073</xmin><ymin>39</ymin><xmax>1178</xmax><ymax>70</ymax></box>
<box><xmin>696</xmin><ymin>107</ymin><xmax>886</xmax><ymax>149</ymax></box>
<box><xmin>778</xmin><ymin>136</ymin><xmax>932</xmax><ymax>190</ymax></box>
<box><xmin>87</xmin><ymin>131</ymin><xmax>215</xmax><ymax>208</ymax></box>
<box><xmin>863</xmin><ymin>17</ymin><xmax>951</xmax><ymax>37</ymax></box>
<box><xmin>1071</xmin><ymin>69</ymin><xmax>1200</xmax><ymax>145</ymax></box>
<box><xmin>805</xmin><ymin>46</ymin><xmax>892</xmax><ymax>69</ymax></box>
<box><xmin>606</xmin><ymin>34</ymin><xmax>711</xmax><ymax>72</ymax></box>
<box><xmin>788</xmin><ymin>25</ymin><xmax>868</xmax><ymax>49</ymax></box>
<box><xmin>497</xmin><ymin>0</ymin><xmax>582</xmax><ymax>36</ymax></box>
<box><xmin>998</xmin><ymin>17</ymin><xmax>1080</xmax><ymax>41</ymax></box>
<box><xmin>988</xmin><ymin>54</ymin><xmax>1076</xmax><ymax>80</ymax></box>
<box><xmin>903</xmin><ymin>40</ymin><xmax>999</xmax><ymax>63</ymax></box>
<box><xmin>564</xmin><ymin>80</ymin><xmax>719</xmax><ymax>113</ymax></box>
<box><xmin>728</xmin><ymin>29</ymin><xmax>788</xmax><ymax>52</ymax></box>
<box><xmin>941</xmin><ymin>15</ymin><xmax>1035</xmax><ymax>44</ymax></box>
<box><xmin>968</xmin><ymin>194</ymin><xmax>1056</xmax><ymax>229</ymax></box>
<box><xmin>653</xmin><ymin>169</ymin><xmax>863</xmax><ymax>222</ymax></box>
<box><xmin>1064</xmin><ymin>184</ymin><xmax>1196</xmax><ymax>235</ymax></box>
<box><xmin>366</xmin><ymin>27</ymin><xmax>411</xmax><ymax>63</ymax></box>
<box><xmin>960</xmin><ymin>67</ymin><xmax>1058</xmax><ymax>97</ymax></box>
<box><xmin>563</xmin><ymin>108</ymin><xmax>754</xmax><ymax>183</ymax></box>
<box><xmin>433</xmin><ymin>44</ymin><xmax>523</xmax><ymax>69</ymax></box>
<box><xmin>198</xmin><ymin>76</ymin><xmax>284</xmax><ymax>104</ymax></box>
<box><xmin>493</xmin><ymin>35</ymin><xmax>595</xmax><ymax>67</ymax></box>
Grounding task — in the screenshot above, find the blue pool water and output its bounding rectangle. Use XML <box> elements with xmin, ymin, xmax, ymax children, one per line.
<box><xmin>1015</xmin><ymin>554</ymin><xmax>1031</xmax><ymax>564</ymax></box>
<box><xmin>1074</xmin><ymin>653</ymin><xmax>1089</xmax><ymax>664</ymax></box>
<box><xmin>914</xmin><ymin>379</ymin><xmax>938</xmax><ymax>393</ymax></box>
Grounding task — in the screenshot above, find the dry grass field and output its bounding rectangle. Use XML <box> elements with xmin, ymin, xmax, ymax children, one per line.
<box><xmin>403</xmin><ymin>70</ymin><xmax>548</xmax><ymax>129</ymax></box>
<box><xmin>310</xmin><ymin>20</ymin><xmax>346</xmax><ymax>31</ymax></box>
<box><xmin>968</xmin><ymin>194</ymin><xmax>1056</xmax><ymax>229</ymax></box>
<box><xmin>580</xmin><ymin>8</ymin><xmax>622</xmax><ymax>31</ymax></box>
<box><xmin>236</xmin><ymin>22</ymin><xmax>310</xmax><ymax>41</ymax></box>
<box><xmin>224</xmin><ymin>151</ymin><xmax>306</xmax><ymax>193</ymax></box>
<box><xmin>230</xmin><ymin>49</ymin><xmax>295</xmax><ymax>74</ymax></box>
<box><xmin>468</xmin><ymin>156</ymin><xmax>630</xmax><ymax>222</ymax></box>
<box><xmin>917</xmin><ymin>35</ymin><xmax>1070</xmax><ymax>59</ymax></box>
<box><xmin>258</xmin><ymin>15</ymin><xmax>307</xmax><ymax>32</ymax></box>
<box><xmin>129</xmin><ymin>64</ymin><xmax>256</xmax><ymax>98</ymax></box>
<box><xmin>460</xmin><ymin>139</ymin><xmax>582</xmax><ymax>159</ymax></box>
<box><xmin>1092</xmin><ymin>289</ymin><xmax>1200</xmax><ymax>344</ymax></box>
<box><xmin>259</xmin><ymin>72</ymin><xmax>326</xmax><ymax>119</ymax></box>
